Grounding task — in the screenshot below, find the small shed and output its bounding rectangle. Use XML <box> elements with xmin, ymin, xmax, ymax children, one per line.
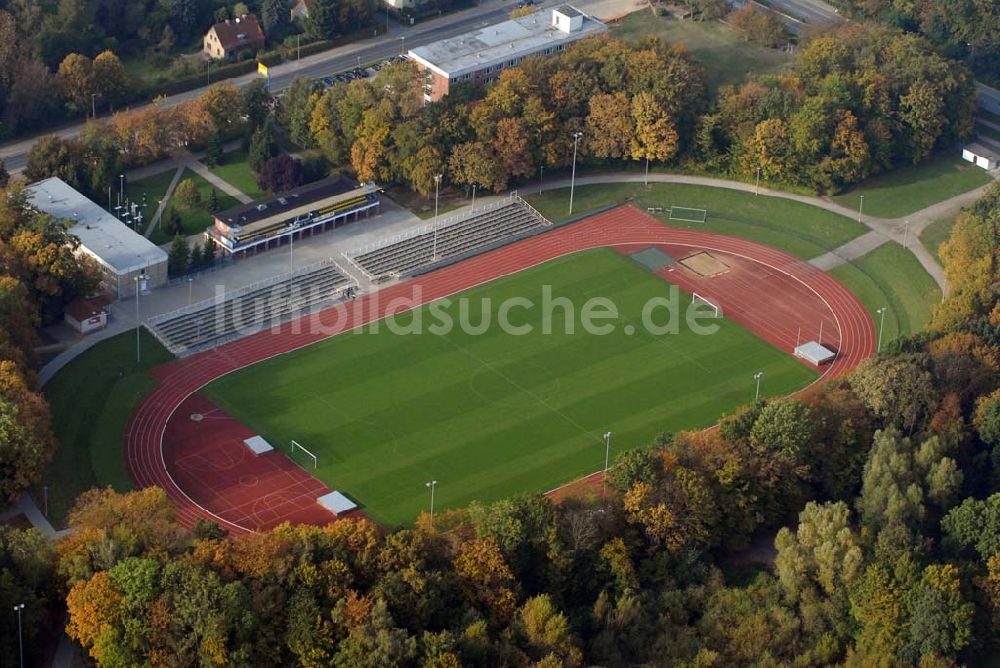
<box><xmin>64</xmin><ymin>296</ymin><xmax>110</xmax><ymax>334</ymax></box>
<box><xmin>794</xmin><ymin>341</ymin><xmax>836</xmax><ymax>366</ymax></box>
<box><xmin>962</xmin><ymin>142</ymin><xmax>1000</xmax><ymax>170</ymax></box>
<box><xmin>317</xmin><ymin>491</ymin><xmax>357</xmax><ymax>515</ymax></box>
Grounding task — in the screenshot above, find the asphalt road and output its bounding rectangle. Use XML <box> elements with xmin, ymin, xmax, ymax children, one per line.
<box><xmin>0</xmin><ymin>0</ymin><xmax>562</xmax><ymax>173</ymax></box>
<box><xmin>767</xmin><ymin>0</ymin><xmax>843</xmax><ymax>28</ymax></box>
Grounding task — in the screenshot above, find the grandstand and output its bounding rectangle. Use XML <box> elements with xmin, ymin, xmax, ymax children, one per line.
<box><xmin>146</xmin><ymin>260</ymin><xmax>353</xmax><ymax>355</ymax></box>
<box><xmin>346</xmin><ymin>195</ymin><xmax>549</xmax><ymax>279</ymax></box>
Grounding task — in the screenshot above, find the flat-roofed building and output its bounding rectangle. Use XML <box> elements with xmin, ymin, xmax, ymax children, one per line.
<box><xmin>407</xmin><ymin>6</ymin><xmax>605</xmax><ymax>103</ymax></box>
<box><xmin>207</xmin><ymin>175</ymin><xmax>381</xmax><ymax>257</ymax></box>
<box><xmin>26</xmin><ymin>177</ymin><xmax>168</xmax><ymax>299</ymax></box>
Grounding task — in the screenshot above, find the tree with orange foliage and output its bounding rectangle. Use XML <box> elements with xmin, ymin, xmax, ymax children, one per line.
<box><xmin>453</xmin><ymin>537</ymin><xmax>519</xmax><ymax>624</ymax></box>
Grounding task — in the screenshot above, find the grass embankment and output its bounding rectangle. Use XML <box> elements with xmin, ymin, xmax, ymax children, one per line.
<box><xmin>829</xmin><ymin>242</ymin><xmax>941</xmax><ymax>346</ymax></box>
<box><xmin>526</xmin><ymin>182</ymin><xmax>866</xmax><ymax>260</ymax></box>
<box><xmin>39</xmin><ymin>330</ymin><xmax>172</xmax><ymax>528</ymax></box>
<box><xmin>830</xmin><ymin>155</ymin><xmax>992</xmax><ymax>219</ymax></box>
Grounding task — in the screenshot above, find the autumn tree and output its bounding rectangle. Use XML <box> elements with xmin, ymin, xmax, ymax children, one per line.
<box><xmin>174</xmin><ymin>178</ymin><xmax>201</xmax><ymax>211</ymax></box>
<box><xmin>91</xmin><ymin>50</ymin><xmax>127</xmax><ymax>108</ymax></box>
<box><xmin>257</xmin><ymin>154</ymin><xmax>304</xmax><ymax>193</ymax></box>
<box><xmin>56</xmin><ymin>52</ymin><xmax>94</xmax><ymax>115</ymax></box>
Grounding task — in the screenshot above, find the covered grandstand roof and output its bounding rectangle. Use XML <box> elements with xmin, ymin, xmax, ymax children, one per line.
<box><xmin>216</xmin><ymin>174</ymin><xmax>358</xmax><ymax>228</ymax></box>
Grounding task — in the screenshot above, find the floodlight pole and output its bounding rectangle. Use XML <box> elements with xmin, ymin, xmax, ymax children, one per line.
<box><xmin>399</xmin><ymin>35</ymin><xmax>405</xmax><ymax>57</ymax></box>
<box><xmin>432</xmin><ymin>174</ymin><xmax>442</xmax><ymax>258</ymax></box>
<box><xmin>876</xmin><ymin>307</ymin><xmax>887</xmax><ymax>353</ymax></box>
<box><xmin>13</xmin><ymin>603</ymin><xmax>24</xmax><ymax>668</ymax></box>
<box><xmin>755</xmin><ymin>166</ymin><xmax>761</xmax><ymax>196</ymax></box>
<box><xmin>858</xmin><ymin>195</ymin><xmax>864</xmax><ymax>223</ymax></box>
<box><xmin>134</xmin><ymin>276</ymin><xmax>142</xmax><ymax>367</ymax></box>
<box><xmin>569</xmin><ymin>131</ymin><xmax>583</xmax><ymax>215</ymax></box>
<box><xmin>644</xmin><ymin>157</ymin><xmax>649</xmax><ymax>186</ymax></box>
<box><xmin>426</xmin><ymin>480</ymin><xmax>437</xmax><ymax>519</ymax></box>
<box><xmin>753</xmin><ymin>371</ymin><xmax>763</xmax><ymax>403</ymax></box>
<box><xmin>471</xmin><ymin>183</ymin><xmax>477</xmax><ymax>212</ymax></box>
<box><xmin>187</xmin><ymin>276</ymin><xmax>194</xmax><ymax>305</ymax></box>
<box><xmin>602</xmin><ymin>431</ymin><xmax>612</xmax><ymax>499</ymax></box>
<box><xmin>539</xmin><ymin>164</ymin><xmax>545</xmax><ymax>194</ymax></box>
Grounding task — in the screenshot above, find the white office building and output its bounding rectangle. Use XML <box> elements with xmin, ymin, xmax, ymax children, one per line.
<box><xmin>26</xmin><ymin>177</ymin><xmax>168</xmax><ymax>299</ymax></box>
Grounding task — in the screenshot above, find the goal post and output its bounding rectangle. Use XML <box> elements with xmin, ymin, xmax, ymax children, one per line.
<box><xmin>691</xmin><ymin>293</ymin><xmax>722</xmax><ymax>318</ymax></box>
<box><xmin>669</xmin><ymin>206</ymin><xmax>708</xmax><ymax>223</ymax></box>
<box><xmin>290</xmin><ymin>439</ymin><xmax>318</xmax><ymax>469</ymax></box>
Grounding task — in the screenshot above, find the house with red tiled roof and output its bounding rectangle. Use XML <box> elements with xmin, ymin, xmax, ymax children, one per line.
<box><xmin>203</xmin><ymin>15</ymin><xmax>266</xmax><ymax>60</ymax></box>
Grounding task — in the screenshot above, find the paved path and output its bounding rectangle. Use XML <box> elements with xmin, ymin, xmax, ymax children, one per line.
<box><xmin>144</xmin><ymin>166</ymin><xmax>184</xmax><ymax>237</ymax></box>
<box><xmin>187</xmin><ymin>159</ymin><xmax>253</xmax><ymax>204</ymax></box>
<box><xmin>809</xmin><ymin>230</ymin><xmax>887</xmax><ymax>271</ymax></box>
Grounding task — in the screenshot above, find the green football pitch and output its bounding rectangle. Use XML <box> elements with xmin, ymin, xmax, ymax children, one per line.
<box><xmin>203</xmin><ymin>249</ymin><xmax>818</xmax><ymax>526</ymax></box>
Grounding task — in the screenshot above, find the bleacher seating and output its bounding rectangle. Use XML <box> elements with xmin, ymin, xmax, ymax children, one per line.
<box><xmin>147</xmin><ymin>261</ymin><xmax>351</xmax><ymax>354</ymax></box>
<box><xmin>350</xmin><ymin>199</ymin><xmax>549</xmax><ymax>278</ymax></box>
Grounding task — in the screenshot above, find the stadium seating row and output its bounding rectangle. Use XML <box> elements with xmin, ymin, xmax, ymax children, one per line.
<box><xmin>147</xmin><ymin>261</ymin><xmax>351</xmax><ymax>354</ymax></box>
<box><xmin>349</xmin><ymin>199</ymin><xmax>549</xmax><ymax>278</ymax></box>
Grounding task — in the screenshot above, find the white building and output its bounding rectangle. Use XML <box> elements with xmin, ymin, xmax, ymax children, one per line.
<box><xmin>407</xmin><ymin>6</ymin><xmax>606</xmax><ymax>102</ymax></box>
<box><xmin>26</xmin><ymin>177</ymin><xmax>168</xmax><ymax>299</ymax></box>
<box><xmin>962</xmin><ymin>141</ymin><xmax>1000</xmax><ymax>171</ymax></box>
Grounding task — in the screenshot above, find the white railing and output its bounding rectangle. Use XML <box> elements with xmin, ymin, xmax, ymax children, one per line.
<box><xmin>346</xmin><ymin>192</ymin><xmax>521</xmax><ymax>259</ymax></box>
<box><xmin>147</xmin><ymin>258</ymin><xmax>343</xmax><ymax>327</ymax></box>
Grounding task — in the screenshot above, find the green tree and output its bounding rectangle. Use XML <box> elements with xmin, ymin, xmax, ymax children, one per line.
<box><xmin>55</xmin><ymin>52</ymin><xmax>93</xmax><ymax>115</ymax></box>
<box><xmin>202</xmin><ymin>237</ymin><xmax>217</xmax><ymax>266</ymax></box>
<box><xmin>174</xmin><ymin>178</ymin><xmax>201</xmax><ymax>210</ymax></box>
<box><xmin>248</xmin><ymin>124</ymin><xmax>278</xmax><ymax>173</ymax></box>
<box><xmin>91</xmin><ymin>50</ymin><xmax>127</xmax><ymax>107</ymax></box>
<box><xmin>850</xmin><ymin>355</ymin><xmax>937</xmax><ymax>433</ymax></box>
<box><xmin>775</xmin><ymin>501</ymin><xmax>863</xmax><ymax>603</ymax></box>
<box><xmin>168</xmin><ymin>235</ymin><xmax>190</xmax><ymax>276</ymax></box>
<box><xmin>208</xmin><ymin>188</ymin><xmax>219</xmax><ymax>213</ymax></box>
<box><xmin>188</xmin><ymin>242</ymin><xmax>203</xmax><ymax>270</ymax></box>
<box><xmin>903</xmin><ymin>564</ymin><xmax>974</xmax><ymax>662</ymax></box>
<box><xmin>261</xmin><ymin>0</ymin><xmax>290</xmax><ymax>38</ymax></box>
<box><xmin>204</xmin><ymin>132</ymin><xmax>224</xmax><ymax>167</ymax></box>
<box><xmin>241</xmin><ymin>81</ymin><xmax>271</xmax><ymax>132</ymax></box>
<box><xmin>607</xmin><ymin>448</ymin><xmax>658</xmax><ymax>492</ymax></box>
<box><xmin>280</xmin><ymin>78</ymin><xmax>320</xmax><ymax>148</ymax></box>
<box><xmin>942</xmin><ymin>494</ymin><xmax>1000</xmax><ymax>560</ymax></box>
<box><xmin>0</xmin><ymin>160</ymin><xmax>8</xmax><ymax>188</ymax></box>
<box><xmin>306</xmin><ymin>0</ymin><xmax>338</xmax><ymax>39</ymax></box>
<box><xmin>750</xmin><ymin>400</ymin><xmax>813</xmax><ymax>458</ymax></box>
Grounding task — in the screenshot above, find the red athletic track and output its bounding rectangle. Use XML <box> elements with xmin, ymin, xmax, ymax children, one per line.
<box><xmin>124</xmin><ymin>205</ymin><xmax>876</xmax><ymax>534</ymax></box>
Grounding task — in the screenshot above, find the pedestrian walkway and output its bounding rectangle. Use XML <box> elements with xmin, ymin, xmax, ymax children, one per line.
<box><xmin>809</xmin><ymin>230</ymin><xmax>887</xmax><ymax>271</ymax></box>
<box><xmin>144</xmin><ymin>166</ymin><xmax>184</xmax><ymax>237</ymax></box>
<box><xmin>187</xmin><ymin>159</ymin><xmax>254</xmax><ymax>204</ymax></box>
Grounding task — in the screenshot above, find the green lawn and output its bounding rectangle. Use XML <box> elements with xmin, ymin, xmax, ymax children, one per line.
<box><xmin>920</xmin><ymin>217</ymin><xmax>955</xmax><ymax>264</ymax></box>
<box><xmin>609</xmin><ymin>11</ymin><xmax>792</xmax><ymax>93</ymax></box>
<box><xmin>830</xmin><ymin>155</ymin><xmax>992</xmax><ymax>219</ymax></box>
<box><xmin>204</xmin><ymin>249</ymin><xmax>817</xmax><ymax>526</ymax></box>
<box><xmin>38</xmin><ymin>330</ymin><xmax>173</xmax><ymax>528</ymax></box>
<box><xmin>207</xmin><ymin>147</ymin><xmax>268</xmax><ymax>200</ymax></box>
<box><xmin>526</xmin><ymin>182</ymin><xmax>867</xmax><ymax>259</ymax></box>
<box><xmin>122</xmin><ymin>169</ymin><xmax>178</xmax><ymax>236</ymax></box>
<box><xmin>829</xmin><ymin>242</ymin><xmax>941</xmax><ymax>347</ymax></box>
<box><xmin>151</xmin><ymin>168</ymin><xmax>240</xmax><ymax>245</ymax></box>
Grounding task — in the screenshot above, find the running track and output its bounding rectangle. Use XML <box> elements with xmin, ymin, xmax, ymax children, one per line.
<box><xmin>124</xmin><ymin>206</ymin><xmax>876</xmax><ymax>534</ymax></box>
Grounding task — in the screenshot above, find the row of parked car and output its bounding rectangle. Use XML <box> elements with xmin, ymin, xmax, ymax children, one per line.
<box><xmin>315</xmin><ymin>54</ymin><xmax>409</xmax><ymax>91</ymax></box>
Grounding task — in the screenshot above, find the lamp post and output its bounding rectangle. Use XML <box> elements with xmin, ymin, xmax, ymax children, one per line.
<box><xmin>602</xmin><ymin>431</ymin><xmax>612</xmax><ymax>499</ymax></box>
<box><xmin>876</xmin><ymin>307</ymin><xmax>888</xmax><ymax>353</ymax></box>
<box><xmin>297</xmin><ymin>34</ymin><xmax>301</xmax><ymax>61</ymax></box>
<box><xmin>432</xmin><ymin>174</ymin><xmax>442</xmax><ymax>258</ymax></box>
<box><xmin>539</xmin><ymin>164</ymin><xmax>545</xmax><ymax>194</ymax></box>
<box><xmin>426</xmin><ymin>480</ymin><xmax>437</xmax><ymax>518</ymax></box>
<box><xmin>471</xmin><ymin>183</ymin><xmax>477</xmax><ymax>212</ymax></box>
<box><xmin>753</xmin><ymin>371</ymin><xmax>763</xmax><ymax>403</ymax></box>
<box><xmin>568</xmin><ymin>131</ymin><xmax>583</xmax><ymax>215</ymax></box>
<box><xmin>644</xmin><ymin>156</ymin><xmax>650</xmax><ymax>186</ymax></box>
<box><xmin>207</xmin><ymin>59</ymin><xmax>211</xmax><ymax>85</ymax></box>
<box><xmin>857</xmin><ymin>195</ymin><xmax>864</xmax><ymax>223</ymax></box>
<box><xmin>13</xmin><ymin>603</ymin><xmax>24</xmax><ymax>668</ymax></box>
<box><xmin>399</xmin><ymin>35</ymin><xmax>406</xmax><ymax>56</ymax></box>
<box><xmin>187</xmin><ymin>275</ymin><xmax>194</xmax><ymax>305</ymax></box>
<box><xmin>134</xmin><ymin>275</ymin><xmax>143</xmax><ymax>367</ymax></box>
<box><xmin>755</xmin><ymin>166</ymin><xmax>761</xmax><ymax>196</ymax></box>
<box><xmin>91</xmin><ymin>93</ymin><xmax>96</xmax><ymax>119</ymax></box>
